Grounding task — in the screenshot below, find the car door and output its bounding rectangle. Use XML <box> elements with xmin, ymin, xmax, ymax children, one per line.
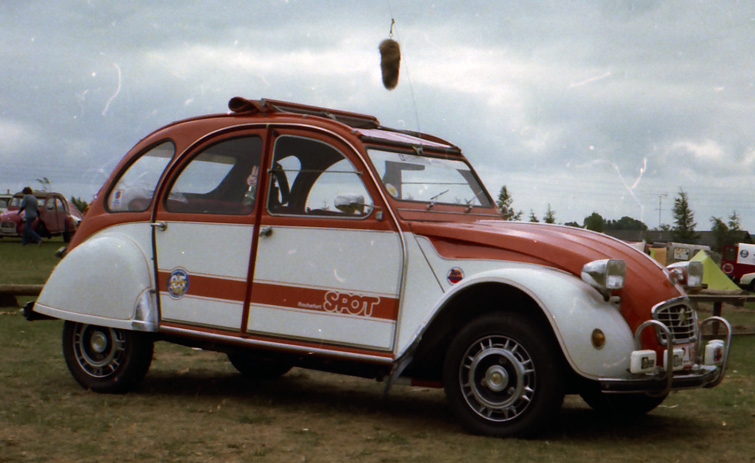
<box><xmin>41</xmin><ymin>196</ymin><xmax>64</xmax><ymax>233</ymax></box>
<box><xmin>246</xmin><ymin>129</ymin><xmax>404</xmax><ymax>352</ymax></box>
<box><xmin>153</xmin><ymin>132</ymin><xmax>264</xmax><ymax>331</ymax></box>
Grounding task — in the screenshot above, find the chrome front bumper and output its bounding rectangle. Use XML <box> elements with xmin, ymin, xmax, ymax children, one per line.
<box><xmin>598</xmin><ymin>316</ymin><xmax>732</xmax><ymax>395</ymax></box>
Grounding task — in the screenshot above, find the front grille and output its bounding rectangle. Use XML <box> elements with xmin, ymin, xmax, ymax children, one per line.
<box><xmin>652</xmin><ymin>300</ymin><xmax>698</xmax><ymax>345</ymax></box>
<box><xmin>0</xmin><ymin>222</ymin><xmax>17</xmax><ymax>235</ymax></box>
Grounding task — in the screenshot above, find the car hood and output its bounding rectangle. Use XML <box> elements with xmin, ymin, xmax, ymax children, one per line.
<box><xmin>410</xmin><ymin>220</ymin><xmax>684</xmax><ymax>332</ymax></box>
<box><xmin>0</xmin><ymin>209</ymin><xmax>21</xmax><ymax>221</ymax></box>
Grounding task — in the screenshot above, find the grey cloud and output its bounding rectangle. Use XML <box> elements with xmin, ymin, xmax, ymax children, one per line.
<box><xmin>1</xmin><ymin>0</ymin><xmax>753</xmax><ymax>228</ymax></box>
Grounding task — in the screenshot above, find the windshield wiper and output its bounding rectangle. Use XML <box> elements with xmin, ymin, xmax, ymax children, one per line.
<box><xmin>464</xmin><ymin>190</ymin><xmax>484</xmax><ymax>212</ymax></box>
<box><xmin>427</xmin><ymin>189</ymin><xmax>449</xmax><ymax>210</ymax></box>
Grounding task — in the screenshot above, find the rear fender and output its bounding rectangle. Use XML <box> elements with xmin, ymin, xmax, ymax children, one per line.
<box><xmin>34</xmin><ymin>228</ymin><xmax>157</xmax><ymax>332</ymax></box>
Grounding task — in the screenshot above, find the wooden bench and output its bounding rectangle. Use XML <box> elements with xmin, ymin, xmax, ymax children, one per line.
<box><xmin>0</xmin><ymin>284</ymin><xmax>43</xmax><ymax>307</ymax></box>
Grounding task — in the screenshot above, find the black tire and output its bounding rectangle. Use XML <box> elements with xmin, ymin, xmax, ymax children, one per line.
<box><xmin>227</xmin><ymin>352</ymin><xmax>292</xmax><ymax>379</ymax></box>
<box><xmin>34</xmin><ymin>220</ymin><xmax>51</xmax><ymax>239</ymax></box>
<box><xmin>62</xmin><ymin>321</ymin><xmax>153</xmax><ymax>393</ymax></box>
<box><xmin>579</xmin><ymin>389</ymin><xmax>667</xmax><ymax>415</ymax></box>
<box><xmin>442</xmin><ymin>312</ymin><xmax>565</xmax><ymax>437</ymax></box>
<box><xmin>62</xmin><ymin>227</ymin><xmax>73</xmax><ymax>243</ymax></box>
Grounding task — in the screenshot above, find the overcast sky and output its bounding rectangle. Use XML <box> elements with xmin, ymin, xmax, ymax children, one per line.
<box><xmin>1</xmin><ymin>1</ymin><xmax>753</xmax><ymax>231</ymax></box>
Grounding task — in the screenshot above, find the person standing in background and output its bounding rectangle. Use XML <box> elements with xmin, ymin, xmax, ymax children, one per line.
<box><xmin>18</xmin><ymin>186</ymin><xmax>42</xmax><ymax>245</ymax></box>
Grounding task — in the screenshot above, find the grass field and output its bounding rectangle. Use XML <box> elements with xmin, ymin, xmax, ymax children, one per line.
<box><xmin>1</xmin><ymin>237</ymin><xmax>754</xmax><ymax>462</ymax></box>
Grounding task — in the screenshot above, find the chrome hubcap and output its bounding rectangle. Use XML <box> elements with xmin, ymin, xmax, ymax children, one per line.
<box><xmin>459</xmin><ymin>335</ymin><xmax>536</xmax><ymax>422</ymax></box>
<box><xmin>72</xmin><ymin>324</ymin><xmax>127</xmax><ymax>378</ymax></box>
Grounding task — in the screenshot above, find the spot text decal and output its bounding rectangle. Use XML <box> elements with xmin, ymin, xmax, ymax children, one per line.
<box><xmin>324</xmin><ymin>290</ymin><xmax>380</xmax><ymax>317</ymax></box>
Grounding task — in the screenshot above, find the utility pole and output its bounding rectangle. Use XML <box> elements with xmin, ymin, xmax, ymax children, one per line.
<box><xmin>656</xmin><ymin>192</ymin><xmax>668</xmax><ymax>229</ymax></box>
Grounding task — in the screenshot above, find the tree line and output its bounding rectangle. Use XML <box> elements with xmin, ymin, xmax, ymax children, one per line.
<box><xmin>497</xmin><ymin>186</ymin><xmax>744</xmax><ymax>252</ymax></box>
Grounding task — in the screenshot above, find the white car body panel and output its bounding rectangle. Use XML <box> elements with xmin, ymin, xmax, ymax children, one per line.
<box><xmin>248</xmin><ymin>225</ymin><xmax>402</xmax><ymax>350</ymax></box>
<box><xmin>34</xmin><ymin>224</ymin><xmax>155</xmax><ymax>330</ymax></box>
<box><xmin>155</xmin><ymin>221</ymin><xmax>252</xmax><ymax>329</ymax></box>
<box><xmin>414</xmin><ymin>236</ymin><xmax>636</xmax><ymax>379</ymax></box>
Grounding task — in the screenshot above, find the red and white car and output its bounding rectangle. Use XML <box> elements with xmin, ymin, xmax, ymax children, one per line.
<box><xmin>26</xmin><ymin>98</ymin><xmax>731</xmax><ymax>437</ymax></box>
<box><xmin>0</xmin><ymin>191</ymin><xmax>82</xmax><ymax>242</ymax></box>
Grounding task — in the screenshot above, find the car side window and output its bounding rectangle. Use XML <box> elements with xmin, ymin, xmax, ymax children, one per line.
<box><xmin>56</xmin><ymin>198</ymin><xmax>67</xmax><ymax>213</ymax></box>
<box><xmin>267</xmin><ymin>136</ymin><xmax>372</xmax><ymax>217</ymax></box>
<box><xmin>108</xmin><ymin>141</ymin><xmax>175</xmax><ymax>212</ymax></box>
<box><xmin>164</xmin><ymin>136</ymin><xmax>262</xmax><ymax>215</ymax></box>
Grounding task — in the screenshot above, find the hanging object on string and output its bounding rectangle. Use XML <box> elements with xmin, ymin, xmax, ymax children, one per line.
<box><xmin>379</xmin><ymin>19</ymin><xmax>401</xmax><ymax>90</ymax></box>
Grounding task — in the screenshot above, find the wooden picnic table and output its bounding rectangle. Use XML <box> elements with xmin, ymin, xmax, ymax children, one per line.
<box><xmin>687</xmin><ymin>288</ymin><xmax>755</xmax><ymax>335</ymax></box>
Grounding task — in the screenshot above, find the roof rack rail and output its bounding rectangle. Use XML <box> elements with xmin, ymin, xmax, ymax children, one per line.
<box><xmin>228</xmin><ymin>97</ymin><xmax>380</xmax><ymax>129</ymax></box>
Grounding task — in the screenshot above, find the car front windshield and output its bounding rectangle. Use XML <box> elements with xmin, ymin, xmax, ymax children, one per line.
<box><xmin>367</xmin><ymin>149</ymin><xmax>493</xmax><ymax>208</ymax></box>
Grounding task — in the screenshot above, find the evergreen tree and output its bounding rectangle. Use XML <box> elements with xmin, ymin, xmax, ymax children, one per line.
<box><xmin>671</xmin><ymin>188</ymin><xmax>699</xmax><ymax>243</ymax></box>
<box><xmin>496</xmin><ymin>185</ymin><xmax>523</xmax><ymax>221</ymax></box>
<box><xmin>728</xmin><ymin>211</ymin><xmax>741</xmax><ymax>231</ymax></box>
<box><xmin>710</xmin><ymin>211</ymin><xmax>742</xmax><ymax>253</ymax></box>
<box><xmin>528</xmin><ymin>210</ymin><xmax>539</xmax><ymax>223</ymax></box>
<box><xmin>583</xmin><ymin>212</ymin><xmax>605</xmax><ymax>232</ymax></box>
<box><xmin>543</xmin><ymin>204</ymin><xmax>556</xmax><ymax>224</ymax></box>
<box><xmin>70</xmin><ymin>197</ymin><xmax>89</xmax><ymax>214</ymax></box>
<box><xmin>605</xmin><ymin>216</ymin><xmax>648</xmax><ymax>231</ymax></box>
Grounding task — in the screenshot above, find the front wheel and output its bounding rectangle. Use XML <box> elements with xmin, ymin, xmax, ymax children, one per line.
<box><xmin>443</xmin><ymin>313</ymin><xmax>565</xmax><ymax>437</ymax></box>
<box><xmin>62</xmin><ymin>321</ymin><xmax>153</xmax><ymax>393</ymax></box>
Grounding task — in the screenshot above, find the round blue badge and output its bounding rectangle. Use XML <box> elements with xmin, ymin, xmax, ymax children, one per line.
<box><xmin>167</xmin><ymin>268</ymin><xmax>189</xmax><ymax>299</ymax></box>
<box><xmin>447</xmin><ymin>268</ymin><xmax>464</xmax><ymax>284</ymax></box>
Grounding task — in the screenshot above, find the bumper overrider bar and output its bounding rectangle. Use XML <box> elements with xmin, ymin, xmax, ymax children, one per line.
<box><xmin>599</xmin><ymin>316</ymin><xmax>732</xmax><ymax>395</ymax></box>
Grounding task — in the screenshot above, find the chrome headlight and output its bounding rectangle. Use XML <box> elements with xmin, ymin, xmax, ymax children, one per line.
<box><xmin>667</xmin><ymin>260</ymin><xmax>704</xmax><ymax>289</ymax></box>
<box><xmin>581</xmin><ymin>259</ymin><xmax>626</xmax><ymax>299</ymax></box>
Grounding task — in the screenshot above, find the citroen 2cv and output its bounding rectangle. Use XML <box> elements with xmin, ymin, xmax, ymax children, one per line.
<box><xmin>25</xmin><ymin>97</ymin><xmax>731</xmax><ymax>436</ymax></box>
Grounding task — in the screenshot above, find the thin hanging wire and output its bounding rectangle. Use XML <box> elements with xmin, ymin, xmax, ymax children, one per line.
<box><xmin>384</xmin><ymin>2</ymin><xmax>421</xmax><ymax>135</ymax></box>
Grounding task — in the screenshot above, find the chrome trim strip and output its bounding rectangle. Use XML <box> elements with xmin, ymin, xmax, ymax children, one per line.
<box><xmin>395</xmin><ymin>208</ymin><xmax>501</xmax><ymax>218</ymax></box>
<box><xmin>160</xmin><ymin>325</ymin><xmax>395</xmax><ymax>365</ymax></box>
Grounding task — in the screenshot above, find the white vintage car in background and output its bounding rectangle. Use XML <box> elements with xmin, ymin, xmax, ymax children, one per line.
<box><xmin>25</xmin><ymin>97</ymin><xmax>731</xmax><ymax>437</ymax></box>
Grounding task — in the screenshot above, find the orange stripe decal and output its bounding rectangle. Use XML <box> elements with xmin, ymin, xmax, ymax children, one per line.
<box><xmin>158</xmin><ymin>271</ymin><xmax>247</xmax><ymax>302</ymax></box>
<box><xmin>157</xmin><ymin>271</ymin><xmax>399</xmax><ymax>321</ymax></box>
<box><xmin>251</xmin><ymin>282</ymin><xmax>399</xmax><ymax>321</ymax></box>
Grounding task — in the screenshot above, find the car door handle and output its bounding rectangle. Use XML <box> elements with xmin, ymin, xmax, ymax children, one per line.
<box><xmin>151</xmin><ymin>221</ymin><xmax>167</xmax><ymax>232</ymax></box>
<box><xmin>259</xmin><ymin>225</ymin><xmax>273</xmax><ymax>237</ymax></box>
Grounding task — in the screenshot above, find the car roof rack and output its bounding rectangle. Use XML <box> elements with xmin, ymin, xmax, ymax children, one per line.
<box><xmin>228</xmin><ymin>97</ymin><xmax>380</xmax><ymax>129</ymax></box>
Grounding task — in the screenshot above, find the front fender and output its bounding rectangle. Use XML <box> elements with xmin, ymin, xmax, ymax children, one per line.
<box><xmin>34</xmin><ymin>228</ymin><xmax>157</xmax><ymax>331</ymax></box>
<box><xmin>434</xmin><ymin>266</ymin><xmax>636</xmax><ymax>380</ymax></box>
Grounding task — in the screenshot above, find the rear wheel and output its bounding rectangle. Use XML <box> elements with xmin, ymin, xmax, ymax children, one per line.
<box><xmin>442</xmin><ymin>312</ymin><xmax>565</xmax><ymax>437</ymax></box>
<box><xmin>62</xmin><ymin>321</ymin><xmax>153</xmax><ymax>393</ymax></box>
<box><xmin>227</xmin><ymin>352</ymin><xmax>292</xmax><ymax>379</ymax></box>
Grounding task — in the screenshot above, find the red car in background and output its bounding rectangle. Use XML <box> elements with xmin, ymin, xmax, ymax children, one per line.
<box><xmin>0</xmin><ymin>191</ymin><xmax>83</xmax><ymax>242</ymax></box>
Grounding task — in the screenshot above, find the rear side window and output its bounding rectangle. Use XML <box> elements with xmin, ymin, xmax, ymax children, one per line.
<box><xmin>164</xmin><ymin>136</ymin><xmax>262</xmax><ymax>215</ymax></box>
<box><xmin>107</xmin><ymin>141</ymin><xmax>175</xmax><ymax>212</ymax></box>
